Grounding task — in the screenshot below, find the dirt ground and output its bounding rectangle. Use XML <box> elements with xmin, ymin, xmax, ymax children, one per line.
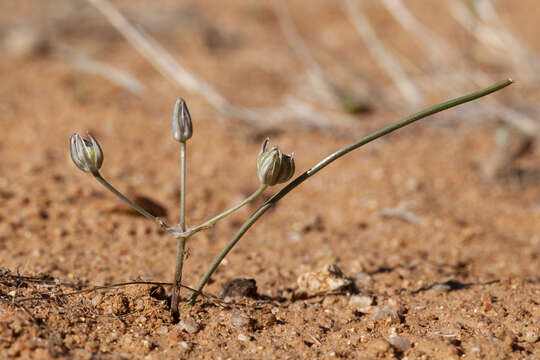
<box><xmin>1</xmin><ymin>1</ymin><xmax>539</xmax><ymax>359</ymax></box>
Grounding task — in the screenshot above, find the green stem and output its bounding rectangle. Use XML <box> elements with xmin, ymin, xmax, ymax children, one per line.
<box><xmin>180</xmin><ymin>141</ymin><xmax>187</xmax><ymax>232</ymax></box>
<box><xmin>186</xmin><ymin>184</ymin><xmax>267</xmax><ymax>237</ymax></box>
<box><xmin>188</xmin><ymin>79</ymin><xmax>513</xmax><ymax>304</ymax></box>
<box><xmin>93</xmin><ymin>173</ymin><xmax>173</xmax><ymax>232</ymax></box>
<box><xmin>171</xmin><ymin>141</ymin><xmax>187</xmax><ymax>319</ymax></box>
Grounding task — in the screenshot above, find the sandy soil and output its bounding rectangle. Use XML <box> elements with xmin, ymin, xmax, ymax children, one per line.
<box><xmin>0</xmin><ymin>1</ymin><xmax>539</xmax><ymax>359</ymax></box>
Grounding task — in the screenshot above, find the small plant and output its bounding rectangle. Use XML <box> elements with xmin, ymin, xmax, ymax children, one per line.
<box><xmin>70</xmin><ymin>79</ymin><xmax>512</xmax><ymax>318</ymax></box>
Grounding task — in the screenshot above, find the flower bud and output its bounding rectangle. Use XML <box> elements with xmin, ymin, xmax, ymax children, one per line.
<box><xmin>172</xmin><ymin>98</ymin><xmax>193</xmax><ymax>142</ymax></box>
<box><xmin>257</xmin><ymin>138</ymin><xmax>295</xmax><ymax>186</ymax></box>
<box><xmin>70</xmin><ymin>133</ymin><xmax>103</xmax><ymax>174</ymax></box>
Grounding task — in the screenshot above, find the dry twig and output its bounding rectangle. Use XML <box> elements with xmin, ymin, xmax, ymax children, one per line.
<box><xmin>343</xmin><ymin>0</ymin><xmax>423</xmax><ymax>107</ymax></box>
<box><xmin>273</xmin><ymin>0</ymin><xmax>341</xmax><ymax>105</ymax></box>
<box><xmin>60</xmin><ymin>49</ymin><xmax>147</xmax><ymax>97</ymax></box>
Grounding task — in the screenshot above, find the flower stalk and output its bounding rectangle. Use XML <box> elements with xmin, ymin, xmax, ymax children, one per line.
<box><xmin>93</xmin><ymin>173</ymin><xmax>173</xmax><ymax>231</ymax></box>
<box><xmin>170</xmin><ymin>98</ymin><xmax>191</xmax><ymax>319</ymax></box>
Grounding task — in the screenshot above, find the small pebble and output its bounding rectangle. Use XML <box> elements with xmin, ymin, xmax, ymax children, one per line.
<box><xmin>91</xmin><ymin>295</ymin><xmax>102</xmax><ymax>307</ymax></box>
<box><xmin>431</xmin><ymin>283</ymin><xmax>451</xmax><ymax>292</ymax></box>
<box><xmin>157</xmin><ymin>326</ymin><xmax>168</xmax><ymax>335</ymax></box>
<box><xmin>297</xmin><ymin>264</ymin><xmax>352</xmax><ymax>295</ymax></box>
<box><xmin>388</xmin><ymin>335</ymin><xmax>411</xmax><ymax>353</ymax></box>
<box><xmin>368</xmin><ymin>339</ymin><xmax>390</xmax><ymax>354</ymax></box>
<box><xmin>349</xmin><ymin>295</ymin><xmax>373</xmax><ymax>307</ymax></box>
<box><xmin>237</xmin><ymin>333</ymin><xmax>248</xmax><ymax>341</ymax></box>
<box><xmin>372</xmin><ymin>306</ymin><xmax>398</xmax><ymax>319</ymax></box>
<box><xmin>372</xmin><ymin>306</ymin><xmax>400</xmax><ymax>325</ymax></box>
<box><xmin>524</xmin><ymin>329</ymin><xmax>538</xmax><ymax>343</ymax></box>
<box><xmin>231</xmin><ymin>313</ymin><xmax>249</xmax><ymax>328</ymax></box>
<box><xmin>179</xmin><ymin>341</ymin><xmax>191</xmax><ymax>350</ymax></box>
<box><xmin>221</xmin><ymin>278</ymin><xmax>258</xmax><ymax>298</ymax></box>
<box><xmin>110</xmin><ymin>295</ymin><xmax>130</xmax><ymax>315</ymax></box>
<box><xmin>177</xmin><ymin>317</ymin><xmax>200</xmax><ymax>334</ymax></box>
<box><xmin>354</xmin><ymin>273</ymin><xmax>373</xmax><ymax>287</ymax></box>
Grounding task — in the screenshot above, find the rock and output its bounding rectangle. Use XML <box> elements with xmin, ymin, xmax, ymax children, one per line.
<box><xmin>231</xmin><ymin>312</ymin><xmax>249</xmax><ymax>328</ymax></box>
<box><xmin>237</xmin><ymin>333</ymin><xmax>249</xmax><ymax>341</ymax></box>
<box><xmin>523</xmin><ymin>329</ymin><xmax>538</xmax><ymax>343</ymax></box>
<box><xmin>157</xmin><ymin>326</ymin><xmax>168</xmax><ymax>335</ymax></box>
<box><xmin>371</xmin><ymin>306</ymin><xmax>400</xmax><ymax>325</ymax></box>
<box><xmin>297</xmin><ymin>264</ymin><xmax>352</xmax><ymax>295</ymax></box>
<box><xmin>177</xmin><ymin>317</ymin><xmax>200</xmax><ymax>334</ymax></box>
<box><xmin>91</xmin><ymin>295</ymin><xmax>102</xmax><ymax>307</ymax></box>
<box><xmin>179</xmin><ymin>341</ymin><xmax>191</xmax><ymax>351</ymax></box>
<box><xmin>367</xmin><ymin>338</ymin><xmax>391</xmax><ymax>355</ymax></box>
<box><xmin>221</xmin><ymin>278</ymin><xmax>258</xmax><ymax>298</ymax></box>
<box><xmin>109</xmin><ymin>295</ymin><xmax>130</xmax><ymax>315</ymax></box>
<box><xmin>431</xmin><ymin>283</ymin><xmax>452</xmax><ymax>292</ymax></box>
<box><xmin>149</xmin><ymin>285</ymin><xmax>167</xmax><ymax>300</ymax></box>
<box><xmin>388</xmin><ymin>335</ymin><xmax>411</xmax><ymax>353</ymax></box>
<box><xmin>351</xmin><ymin>272</ymin><xmax>372</xmax><ymax>287</ymax></box>
<box><xmin>349</xmin><ymin>295</ymin><xmax>373</xmax><ymax>307</ymax></box>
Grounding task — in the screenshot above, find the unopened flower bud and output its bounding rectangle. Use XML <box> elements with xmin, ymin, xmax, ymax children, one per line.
<box><xmin>70</xmin><ymin>133</ymin><xmax>103</xmax><ymax>174</ymax></box>
<box><xmin>172</xmin><ymin>98</ymin><xmax>193</xmax><ymax>142</ymax></box>
<box><xmin>257</xmin><ymin>138</ymin><xmax>295</xmax><ymax>186</ymax></box>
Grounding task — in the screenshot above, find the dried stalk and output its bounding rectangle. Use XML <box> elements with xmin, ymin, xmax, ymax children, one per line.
<box><xmin>60</xmin><ymin>49</ymin><xmax>146</xmax><ymax>96</ymax></box>
<box><xmin>343</xmin><ymin>0</ymin><xmax>423</xmax><ymax>106</ymax></box>
<box><xmin>273</xmin><ymin>0</ymin><xmax>341</xmax><ymax>105</ymax></box>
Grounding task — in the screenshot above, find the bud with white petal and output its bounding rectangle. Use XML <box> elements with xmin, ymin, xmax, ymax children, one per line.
<box><xmin>172</xmin><ymin>98</ymin><xmax>193</xmax><ymax>142</ymax></box>
<box><xmin>70</xmin><ymin>133</ymin><xmax>103</xmax><ymax>174</ymax></box>
<box><xmin>257</xmin><ymin>138</ymin><xmax>295</xmax><ymax>186</ymax></box>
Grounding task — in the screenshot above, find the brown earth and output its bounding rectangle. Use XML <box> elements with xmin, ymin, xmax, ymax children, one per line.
<box><xmin>0</xmin><ymin>1</ymin><xmax>539</xmax><ymax>359</ymax></box>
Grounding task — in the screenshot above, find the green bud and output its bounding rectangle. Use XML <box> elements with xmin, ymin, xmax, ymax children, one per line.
<box><xmin>172</xmin><ymin>98</ymin><xmax>193</xmax><ymax>142</ymax></box>
<box><xmin>257</xmin><ymin>138</ymin><xmax>295</xmax><ymax>186</ymax></box>
<box><xmin>70</xmin><ymin>133</ymin><xmax>103</xmax><ymax>174</ymax></box>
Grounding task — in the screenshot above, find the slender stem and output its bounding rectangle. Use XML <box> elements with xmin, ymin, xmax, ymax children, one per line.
<box><xmin>188</xmin><ymin>79</ymin><xmax>513</xmax><ymax>304</ymax></box>
<box><xmin>93</xmin><ymin>173</ymin><xmax>173</xmax><ymax>232</ymax></box>
<box><xmin>187</xmin><ymin>184</ymin><xmax>267</xmax><ymax>236</ymax></box>
<box><xmin>171</xmin><ymin>141</ymin><xmax>187</xmax><ymax>319</ymax></box>
<box><xmin>170</xmin><ymin>236</ymin><xmax>185</xmax><ymax>319</ymax></box>
<box><xmin>180</xmin><ymin>141</ymin><xmax>187</xmax><ymax>232</ymax></box>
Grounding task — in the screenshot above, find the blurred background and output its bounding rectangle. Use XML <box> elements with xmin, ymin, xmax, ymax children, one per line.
<box><xmin>0</xmin><ymin>1</ymin><xmax>539</xmax><ymax>357</ymax></box>
<box><xmin>2</xmin><ymin>0</ymin><xmax>540</xmax><ymax>177</ymax></box>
